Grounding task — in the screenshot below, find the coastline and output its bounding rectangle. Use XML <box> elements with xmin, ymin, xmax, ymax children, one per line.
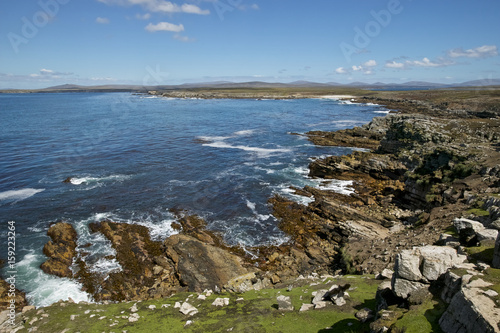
<box><xmin>2</xmin><ymin>88</ymin><xmax>500</xmax><ymax>332</ymax></box>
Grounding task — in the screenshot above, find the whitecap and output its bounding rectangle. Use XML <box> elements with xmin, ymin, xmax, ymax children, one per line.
<box><xmin>202</xmin><ymin>141</ymin><xmax>291</xmax><ymax>157</ymax></box>
<box><xmin>0</xmin><ymin>188</ymin><xmax>45</xmax><ymax>201</ymax></box>
<box><xmin>374</xmin><ymin>110</ymin><xmax>391</xmax><ymax>114</ymax></box>
<box><xmin>68</xmin><ymin>174</ymin><xmax>130</xmax><ymax>186</ymax></box>
<box><xmin>16</xmin><ymin>252</ymin><xmax>91</xmax><ymax>307</ymax></box>
<box><xmin>233</xmin><ymin>129</ymin><xmax>256</xmax><ymax>136</ymax></box>
<box><xmin>313</xmin><ymin>179</ymin><xmax>354</xmax><ymax>195</ymax></box>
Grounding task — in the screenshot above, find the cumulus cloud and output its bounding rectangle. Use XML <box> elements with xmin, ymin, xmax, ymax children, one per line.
<box><xmin>363</xmin><ymin>59</ymin><xmax>377</xmax><ymax>67</ymax></box>
<box><xmin>145</xmin><ymin>21</ymin><xmax>184</xmax><ymax>32</ymax></box>
<box><xmin>98</xmin><ymin>0</ymin><xmax>210</xmax><ymax>15</ymax></box>
<box><xmin>96</xmin><ymin>17</ymin><xmax>110</xmax><ymax>24</ymax></box>
<box><xmin>448</xmin><ymin>45</ymin><xmax>498</xmax><ymax>58</ymax></box>
<box><xmin>385</xmin><ymin>60</ymin><xmax>405</xmax><ymax>69</ymax></box>
<box><xmin>352</xmin><ymin>65</ymin><xmax>363</xmax><ymax>71</ymax></box>
<box><xmin>335</xmin><ymin>67</ymin><xmax>348</xmax><ymax>74</ymax></box>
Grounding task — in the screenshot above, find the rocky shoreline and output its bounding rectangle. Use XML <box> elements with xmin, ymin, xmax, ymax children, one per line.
<box><xmin>2</xmin><ymin>90</ymin><xmax>500</xmax><ymax>332</ymax></box>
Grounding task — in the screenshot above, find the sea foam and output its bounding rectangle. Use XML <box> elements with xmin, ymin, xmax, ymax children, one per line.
<box><xmin>0</xmin><ymin>188</ymin><xmax>45</xmax><ymax>201</ymax></box>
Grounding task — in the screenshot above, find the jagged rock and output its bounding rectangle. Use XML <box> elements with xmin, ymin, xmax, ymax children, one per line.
<box><xmin>392</xmin><ymin>278</ymin><xmax>427</xmax><ymax>299</ymax></box>
<box><xmin>179</xmin><ymin>302</ymin><xmax>198</xmax><ymax>316</ymax></box>
<box><xmin>439</xmin><ymin>287</ymin><xmax>500</xmax><ymax>333</ymax></box>
<box><xmin>299</xmin><ymin>304</ymin><xmax>314</xmax><ymax>312</ymax></box>
<box><xmin>40</xmin><ymin>222</ymin><xmax>77</xmax><ymax>278</ymax></box>
<box><xmin>276</xmin><ymin>295</ymin><xmax>294</xmax><ymax>311</ymax></box>
<box><xmin>376</xmin><ymin>268</ymin><xmax>394</xmax><ymax>280</ymax></box>
<box><xmin>312</xmin><ymin>290</ymin><xmax>329</xmax><ymax>305</ymax></box>
<box><xmin>225</xmin><ymin>273</ymin><xmax>270</xmax><ymax>292</ymax></box>
<box><xmin>394</xmin><ymin>246</ymin><xmax>464</xmax><ymax>284</ymax></box>
<box><xmin>211</xmin><ymin>298</ymin><xmax>229</xmax><ymax>307</ymax></box>
<box><xmin>418</xmin><ymin>246</ymin><xmax>465</xmax><ymax>281</ymax></box>
<box><xmin>355</xmin><ymin>308</ymin><xmax>374</xmax><ymax>323</ymax></box>
<box><xmin>164</xmin><ymin>234</ymin><xmax>256</xmax><ymax>292</ymax></box>
<box><xmin>454</xmin><ymin>218</ymin><xmax>485</xmax><ymax>245</ymax></box>
<box><xmin>394</xmin><ymin>250</ymin><xmax>424</xmax><ymax>282</ymax></box>
<box><xmin>441</xmin><ymin>271</ymin><xmax>462</xmax><ymax>304</ymax></box>
<box><xmin>438</xmin><ymin>233</ymin><xmax>460</xmax><ymax>248</ymax></box>
<box><xmin>128</xmin><ymin>313</ymin><xmax>140</xmax><ymax>322</ymax></box>
<box><xmin>84</xmin><ymin>221</ymin><xmax>177</xmax><ymax>302</ymax></box>
<box><xmin>477</xmin><ymin>229</ymin><xmax>499</xmax><ymax>242</ymax></box>
<box><xmin>492</xmin><ymin>232</ymin><xmax>500</xmax><ymax>268</ymax></box>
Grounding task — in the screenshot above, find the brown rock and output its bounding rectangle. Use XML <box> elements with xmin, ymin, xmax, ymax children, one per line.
<box><xmin>84</xmin><ymin>221</ymin><xmax>179</xmax><ymax>302</ymax></box>
<box><xmin>40</xmin><ymin>222</ymin><xmax>77</xmax><ymax>278</ymax></box>
<box><xmin>163</xmin><ymin>234</ymin><xmax>256</xmax><ymax>292</ymax></box>
<box><xmin>0</xmin><ymin>278</ymin><xmax>28</xmax><ymax>311</ymax></box>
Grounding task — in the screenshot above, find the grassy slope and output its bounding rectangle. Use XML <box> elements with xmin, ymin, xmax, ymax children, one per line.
<box><xmin>17</xmin><ymin>275</ymin><xmax>379</xmax><ymax>333</ymax></box>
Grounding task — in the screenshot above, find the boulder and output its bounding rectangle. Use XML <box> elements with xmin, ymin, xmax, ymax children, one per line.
<box><xmin>454</xmin><ymin>218</ymin><xmax>485</xmax><ymax>245</ymax></box>
<box><xmin>276</xmin><ymin>295</ymin><xmax>294</xmax><ymax>311</ymax></box>
<box><xmin>164</xmin><ymin>234</ymin><xmax>256</xmax><ymax>292</ymax></box>
<box><xmin>477</xmin><ymin>229</ymin><xmax>499</xmax><ymax>242</ymax></box>
<box><xmin>418</xmin><ymin>246</ymin><xmax>464</xmax><ymax>281</ymax></box>
<box><xmin>440</xmin><ymin>271</ymin><xmax>462</xmax><ymax>304</ymax></box>
<box><xmin>394</xmin><ymin>246</ymin><xmax>464</xmax><ymax>284</ymax></box>
<box><xmin>392</xmin><ymin>278</ymin><xmax>427</xmax><ymax>299</ymax></box>
<box><xmin>179</xmin><ymin>302</ymin><xmax>198</xmax><ymax>316</ymax></box>
<box><xmin>355</xmin><ymin>308</ymin><xmax>374</xmax><ymax>323</ymax></box>
<box><xmin>493</xmin><ymin>232</ymin><xmax>500</xmax><ymax>269</ymax></box>
<box><xmin>394</xmin><ymin>250</ymin><xmax>424</xmax><ymax>282</ymax></box>
<box><xmin>376</xmin><ymin>268</ymin><xmax>394</xmax><ymax>280</ymax></box>
<box><xmin>439</xmin><ymin>287</ymin><xmax>500</xmax><ymax>333</ymax></box>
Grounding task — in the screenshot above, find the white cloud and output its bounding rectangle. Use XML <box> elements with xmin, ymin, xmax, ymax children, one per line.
<box><xmin>363</xmin><ymin>59</ymin><xmax>377</xmax><ymax>67</ymax></box>
<box><xmin>385</xmin><ymin>61</ymin><xmax>405</xmax><ymax>69</ymax></box>
<box><xmin>335</xmin><ymin>67</ymin><xmax>348</xmax><ymax>74</ymax></box>
<box><xmin>98</xmin><ymin>0</ymin><xmax>209</xmax><ymax>15</ymax></box>
<box><xmin>39</xmin><ymin>69</ymin><xmax>73</xmax><ymax>76</ymax></box>
<box><xmin>145</xmin><ymin>21</ymin><xmax>184</xmax><ymax>32</ymax></box>
<box><xmin>96</xmin><ymin>17</ymin><xmax>110</xmax><ymax>24</ymax></box>
<box><xmin>448</xmin><ymin>45</ymin><xmax>498</xmax><ymax>58</ymax></box>
<box><xmin>406</xmin><ymin>57</ymin><xmax>442</xmax><ymax>67</ymax></box>
<box><xmin>352</xmin><ymin>65</ymin><xmax>362</xmax><ymax>71</ymax></box>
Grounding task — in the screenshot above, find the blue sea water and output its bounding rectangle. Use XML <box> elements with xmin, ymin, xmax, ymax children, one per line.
<box><xmin>0</xmin><ymin>92</ymin><xmax>388</xmax><ymax>306</ymax></box>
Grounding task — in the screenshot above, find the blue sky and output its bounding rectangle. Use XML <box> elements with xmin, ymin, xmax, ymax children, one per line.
<box><xmin>1</xmin><ymin>0</ymin><xmax>499</xmax><ymax>88</ymax></box>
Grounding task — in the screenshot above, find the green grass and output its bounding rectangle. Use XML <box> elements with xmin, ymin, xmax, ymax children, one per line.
<box><xmin>18</xmin><ymin>276</ymin><xmax>381</xmax><ymax>333</ymax></box>
<box><xmin>466</xmin><ymin>208</ymin><xmax>490</xmax><ymax>217</ymax></box>
<box><xmin>391</xmin><ymin>298</ymin><xmax>446</xmax><ymax>333</ymax></box>
<box><xmin>465</xmin><ymin>243</ymin><xmax>496</xmax><ymax>264</ymax></box>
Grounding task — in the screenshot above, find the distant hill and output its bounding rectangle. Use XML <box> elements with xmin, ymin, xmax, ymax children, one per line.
<box><xmin>2</xmin><ymin>79</ymin><xmax>499</xmax><ymax>94</ymax></box>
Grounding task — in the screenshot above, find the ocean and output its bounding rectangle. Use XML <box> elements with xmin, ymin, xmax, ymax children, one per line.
<box><xmin>0</xmin><ymin>92</ymin><xmax>388</xmax><ymax>307</ymax></box>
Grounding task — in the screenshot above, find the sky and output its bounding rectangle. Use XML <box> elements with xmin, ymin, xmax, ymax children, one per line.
<box><xmin>0</xmin><ymin>0</ymin><xmax>499</xmax><ymax>89</ymax></box>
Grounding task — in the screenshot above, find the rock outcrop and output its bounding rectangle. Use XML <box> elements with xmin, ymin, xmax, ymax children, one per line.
<box><xmin>163</xmin><ymin>234</ymin><xmax>256</xmax><ymax>292</ymax></box>
<box><xmin>493</xmin><ymin>232</ymin><xmax>500</xmax><ymax>268</ymax></box>
<box><xmin>80</xmin><ymin>221</ymin><xmax>180</xmax><ymax>301</ymax></box>
<box><xmin>40</xmin><ymin>222</ymin><xmax>78</xmax><ymax>278</ymax></box>
<box><xmin>439</xmin><ymin>283</ymin><xmax>500</xmax><ymax>333</ymax></box>
<box><xmin>391</xmin><ymin>246</ymin><xmax>466</xmax><ymax>299</ymax></box>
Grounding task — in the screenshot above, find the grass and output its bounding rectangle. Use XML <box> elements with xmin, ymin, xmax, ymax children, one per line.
<box><xmin>465</xmin><ymin>242</ymin><xmax>496</xmax><ymax>264</ymax></box>
<box><xmin>391</xmin><ymin>298</ymin><xmax>446</xmax><ymax>333</ymax></box>
<box><xmin>17</xmin><ymin>276</ymin><xmax>381</xmax><ymax>333</ymax></box>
